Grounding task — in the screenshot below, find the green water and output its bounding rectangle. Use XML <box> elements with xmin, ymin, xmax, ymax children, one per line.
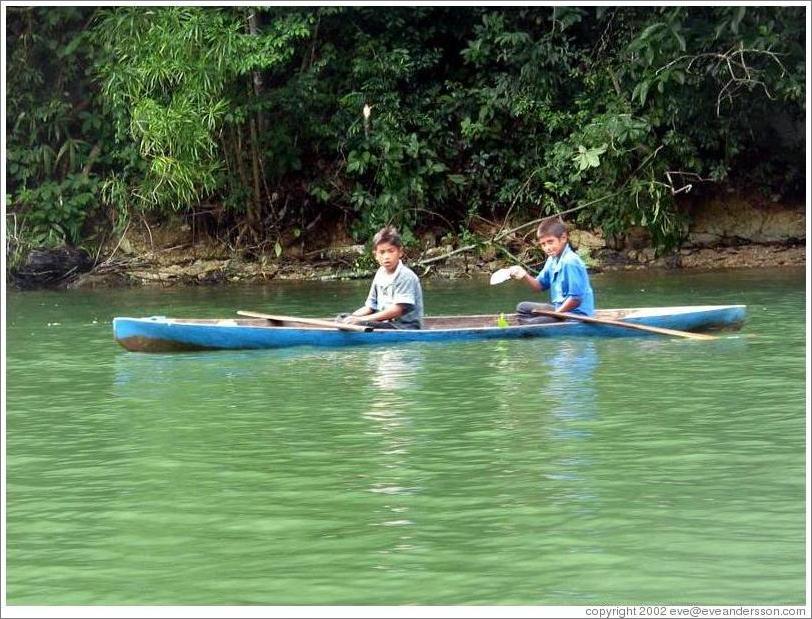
<box><xmin>5</xmin><ymin>268</ymin><xmax>807</xmax><ymax>605</ymax></box>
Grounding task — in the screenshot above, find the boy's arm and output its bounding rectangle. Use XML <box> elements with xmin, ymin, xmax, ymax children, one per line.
<box><xmin>509</xmin><ymin>266</ymin><xmax>543</xmax><ymax>292</ymax></box>
<box><xmin>556</xmin><ymin>296</ymin><xmax>582</xmax><ymax>313</ymax></box>
<box><xmin>345</xmin><ymin>304</ymin><xmax>404</xmax><ymax>323</ymax></box>
<box><xmin>351</xmin><ymin>306</ymin><xmax>374</xmax><ymax>317</ymax></box>
<box><xmin>364</xmin><ymin>304</ymin><xmax>405</xmax><ymax>322</ymax></box>
<box><xmin>350</xmin><ymin>278</ymin><xmax>378</xmax><ymax>317</ymax></box>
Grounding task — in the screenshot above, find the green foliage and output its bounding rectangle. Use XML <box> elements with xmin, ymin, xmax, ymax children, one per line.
<box><xmin>15</xmin><ymin>175</ymin><xmax>99</xmax><ymax>246</ymax></box>
<box><xmin>5</xmin><ymin>5</ymin><xmax>806</xmax><ymax>260</ymax></box>
<box><xmin>6</xmin><ymin>7</ymin><xmax>109</xmax><ymax>248</ymax></box>
<box><xmin>574</xmin><ymin>145</ymin><xmax>608</xmax><ymax>171</ymax></box>
<box><xmin>94</xmin><ymin>6</ymin><xmax>311</xmax><ymax>211</ymax></box>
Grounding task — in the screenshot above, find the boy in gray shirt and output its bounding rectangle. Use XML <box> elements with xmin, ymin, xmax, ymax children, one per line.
<box><xmin>341</xmin><ymin>226</ymin><xmax>423</xmax><ymax>329</ymax></box>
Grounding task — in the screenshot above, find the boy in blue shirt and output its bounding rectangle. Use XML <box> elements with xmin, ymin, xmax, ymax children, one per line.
<box><xmin>507</xmin><ymin>220</ymin><xmax>595</xmax><ymax>324</ymax></box>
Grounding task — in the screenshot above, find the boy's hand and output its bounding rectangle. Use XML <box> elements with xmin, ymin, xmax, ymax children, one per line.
<box><xmin>509</xmin><ymin>265</ymin><xmax>527</xmax><ymax>280</ymax></box>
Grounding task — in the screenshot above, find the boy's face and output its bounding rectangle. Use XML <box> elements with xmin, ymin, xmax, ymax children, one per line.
<box><xmin>538</xmin><ymin>233</ymin><xmax>568</xmax><ymax>258</ymax></box>
<box><xmin>374</xmin><ymin>241</ymin><xmax>403</xmax><ymax>272</ymax></box>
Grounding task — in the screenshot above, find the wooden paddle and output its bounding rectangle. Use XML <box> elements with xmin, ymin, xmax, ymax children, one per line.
<box><xmin>237</xmin><ymin>310</ymin><xmax>373</xmax><ymax>332</ymax></box>
<box><xmin>531</xmin><ymin>308</ymin><xmax>717</xmax><ymax>340</ymax></box>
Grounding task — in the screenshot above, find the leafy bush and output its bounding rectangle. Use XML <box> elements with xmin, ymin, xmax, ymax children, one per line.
<box><xmin>5</xmin><ymin>5</ymin><xmax>805</xmax><ymax>260</ymax></box>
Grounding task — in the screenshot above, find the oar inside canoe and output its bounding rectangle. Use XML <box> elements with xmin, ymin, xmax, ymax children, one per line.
<box><xmin>237</xmin><ymin>310</ymin><xmax>373</xmax><ymax>332</ymax></box>
<box><xmin>531</xmin><ymin>309</ymin><xmax>717</xmax><ymax>340</ymax></box>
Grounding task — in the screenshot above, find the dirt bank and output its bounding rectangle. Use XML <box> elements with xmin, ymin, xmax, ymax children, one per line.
<box><xmin>7</xmin><ymin>194</ymin><xmax>807</xmax><ymax>290</ymax></box>
<box><xmin>66</xmin><ymin>234</ymin><xmax>805</xmax><ymax>290</ymax></box>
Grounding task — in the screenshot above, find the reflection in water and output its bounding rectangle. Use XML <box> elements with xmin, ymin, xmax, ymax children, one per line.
<box><xmin>368</xmin><ymin>348</ymin><xmax>420</xmax><ymax>394</ymax></box>
<box><xmin>546</xmin><ymin>340</ymin><xmax>599</xmax><ymax>427</ymax></box>
<box><xmin>113</xmin><ymin>347</ymin><xmax>338</xmax><ymax>389</ymax></box>
<box><xmin>542</xmin><ymin>341</ymin><xmax>599</xmax><ymax>509</ymax></box>
<box><xmin>362</xmin><ymin>347</ymin><xmax>424</xmax><ymax>570</ymax></box>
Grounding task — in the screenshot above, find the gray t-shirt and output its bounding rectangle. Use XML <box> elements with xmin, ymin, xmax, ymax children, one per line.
<box><xmin>365</xmin><ymin>261</ymin><xmax>424</xmax><ymax>329</ymax></box>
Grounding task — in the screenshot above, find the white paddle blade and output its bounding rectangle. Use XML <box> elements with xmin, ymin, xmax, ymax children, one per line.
<box><xmin>489</xmin><ymin>268</ymin><xmax>512</xmax><ymax>285</ymax></box>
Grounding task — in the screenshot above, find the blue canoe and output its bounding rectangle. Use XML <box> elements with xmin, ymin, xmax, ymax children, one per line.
<box><xmin>113</xmin><ymin>305</ymin><xmax>746</xmax><ymax>352</ymax></box>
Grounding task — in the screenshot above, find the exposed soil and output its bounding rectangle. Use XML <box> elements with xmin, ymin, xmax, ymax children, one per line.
<box><xmin>7</xmin><ymin>195</ymin><xmax>807</xmax><ymax>290</ymax></box>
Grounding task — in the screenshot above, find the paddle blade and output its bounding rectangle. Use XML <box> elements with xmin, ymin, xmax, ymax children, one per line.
<box><xmin>490</xmin><ymin>268</ymin><xmax>512</xmax><ymax>285</ymax></box>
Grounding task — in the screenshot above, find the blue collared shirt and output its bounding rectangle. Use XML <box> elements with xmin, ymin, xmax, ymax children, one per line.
<box><xmin>537</xmin><ymin>244</ymin><xmax>595</xmax><ymax>316</ymax></box>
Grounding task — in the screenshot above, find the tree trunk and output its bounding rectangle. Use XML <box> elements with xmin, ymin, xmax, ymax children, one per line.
<box><xmin>246</xmin><ymin>10</ymin><xmax>266</xmax><ymax>135</ymax></box>
<box><xmin>82</xmin><ymin>142</ymin><xmax>102</xmax><ymax>176</ymax></box>
<box><xmin>233</xmin><ymin>127</ymin><xmax>250</xmax><ymax>201</ymax></box>
<box><xmin>245</xmin><ymin>9</ymin><xmax>266</xmax><ymax>241</ymax></box>
<box><xmin>248</xmin><ymin>116</ymin><xmax>263</xmax><ymax>237</ymax></box>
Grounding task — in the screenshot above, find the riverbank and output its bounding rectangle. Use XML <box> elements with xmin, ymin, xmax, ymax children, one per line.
<box><xmin>7</xmin><ymin>194</ymin><xmax>806</xmax><ymax>290</ymax></box>
<box><xmin>28</xmin><ymin>235</ymin><xmax>807</xmax><ymax>291</ymax></box>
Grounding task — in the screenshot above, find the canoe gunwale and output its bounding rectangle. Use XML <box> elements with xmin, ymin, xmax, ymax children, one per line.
<box><xmin>156</xmin><ymin>305</ymin><xmax>747</xmax><ymax>333</ymax></box>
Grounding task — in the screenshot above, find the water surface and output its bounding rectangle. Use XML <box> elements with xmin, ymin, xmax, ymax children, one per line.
<box><xmin>5</xmin><ymin>268</ymin><xmax>807</xmax><ymax>604</ymax></box>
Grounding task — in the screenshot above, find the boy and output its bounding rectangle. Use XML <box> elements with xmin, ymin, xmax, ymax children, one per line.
<box><xmin>508</xmin><ymin>220</ymin><xmax>595</xmax><ymax>324</ymax></box>
<box><xmin>341</xmin><ymin>226</ymin><xmax>424</xmax><ymax>329</ymax></box>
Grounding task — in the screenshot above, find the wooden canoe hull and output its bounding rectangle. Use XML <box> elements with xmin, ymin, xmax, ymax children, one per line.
<box><xmin>113</xmin><ymin>305</ymin><xmax>746</xmax><ymax>352</ymax></box>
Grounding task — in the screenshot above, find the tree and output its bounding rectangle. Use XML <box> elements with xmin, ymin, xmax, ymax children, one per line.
<box><xmin>6</xmin><ymin>5</ymin><xmax>805</xmax><ymax>264</ymax></box>
<box><xmin>6</xmin><ymin>6</ymin><xmax>107</xmax><ymax>250</ymax></box>
<box><xmin>94</xmin><ymin>6</ymin><xmax>310</xmax><ymax>240</ymax></box>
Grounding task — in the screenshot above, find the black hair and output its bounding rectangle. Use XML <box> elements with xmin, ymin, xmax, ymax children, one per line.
<box><xmin>537</xmin><ymin>219</ymin><xmax>567</xmax><ymax>239</ymax></box>
<box><xmin>371</xmin><ymin>226</ymin><xmax>403</xmax><ymax>249</ymax></box>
